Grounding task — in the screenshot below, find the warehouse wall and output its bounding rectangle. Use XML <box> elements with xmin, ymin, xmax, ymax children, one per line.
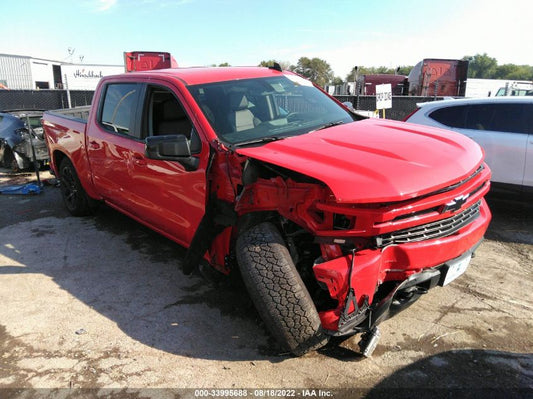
<box><xmin>0</xmin><ymin>54</ymin><xmax>33</xmax><ymax>90</ymax></box>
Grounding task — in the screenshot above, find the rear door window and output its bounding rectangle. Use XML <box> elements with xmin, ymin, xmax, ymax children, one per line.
<box><xmin>465</xmin><ymin>103</ymin><xmax>530</xmax><ymax>134</ymax></box>
<box><xmin>524</xmin><ymin>104</ymin><xmax>533</xmax><ymax>134</ymax></box>
<box><xmin>429</xmin><ymin>105</ymin><xmax>467</xmax><ymax>128</ymax></box>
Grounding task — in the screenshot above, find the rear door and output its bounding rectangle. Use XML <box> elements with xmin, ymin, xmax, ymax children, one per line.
<box><xmin>86</xmin><ymin>82</ymin><xmax>144</xmax><ymax>207</ymax></box>
<box><xmin>462</xmin><ymin>103</ymin><xmax>529</xmax><ymax>186</ymax></box>
<box><xmin>522</xmin><ymin>106</ymin><xmax>533</xmax><ymax>189</ymax></box>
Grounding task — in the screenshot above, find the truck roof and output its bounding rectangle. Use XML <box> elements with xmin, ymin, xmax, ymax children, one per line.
<box><xmin>111</xmin><ymin>66</ymin><xmax>286</xmax><ymax>86</ymax></box>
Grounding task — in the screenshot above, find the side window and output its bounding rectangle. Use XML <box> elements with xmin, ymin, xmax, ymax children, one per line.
<box><xmin>429</xmin><ymin>105</ymin><xmax>467</xmax><ymax>128</ymax></box>
<box><xmin>485</xmin><ymin>104</ymin><xmax>528</xmax><ymax>134</ymax></box>
<box><xmin>524</xmin><ymin>104</ymin><xmax>533</xmax><ymax>134</ymax></box>
<box><xmin>145</xmin><ymin>86</ymin><xmax>201</xmax><ymax>154</ymax></box>
<box><xmin>100</xmin><ymin>83</ymin><xmax>140</xmax><ymax>138</ymax></box>
<box><xmin>466</xmin><ymin>103</ymin><xmax>529</xmax><ymax>133</ymax></box>
<box><xmin>464</xmin><ymin>104</ymin><xmax>495</xmax><ymax>131</ymax></box>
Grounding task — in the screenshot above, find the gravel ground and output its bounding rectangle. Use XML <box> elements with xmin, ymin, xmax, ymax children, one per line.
<box><xmin>0</xmin><ymin>168</ymin><xmax>532</xmax><ymax>398</ymax></box>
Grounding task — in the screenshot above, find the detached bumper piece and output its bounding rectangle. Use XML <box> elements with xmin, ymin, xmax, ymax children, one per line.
<box><xmin>337</xmin><ymin>250</ymin><xmax>370</xmax><ymax>334</ymax></box>
<box><xmin>325</xmin><ymin>239</ymin><xmax>482</xmax><ymax>351</ymax></box>
<box><xmin>331</xmin><ymin>267</ymin><xmax>442</xmax><ymax>338</ymax></box>
<box><xmin>370</xmin><ymin>268</ymin><xmax>442</xmax><ymax>328</ymax></box>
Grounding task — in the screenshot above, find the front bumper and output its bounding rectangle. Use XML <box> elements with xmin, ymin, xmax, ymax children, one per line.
<box><xmin>313</xmin><ymin>197</ymin><xmax>491</xmax><ymax>334</ymax></box>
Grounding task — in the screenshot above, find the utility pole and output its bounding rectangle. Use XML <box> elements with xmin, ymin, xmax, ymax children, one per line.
<box><xmin>64</xmin><ymin>73</ymin><xmax>72</xmax><ymax>108</ymax></box>
<box><xmin>353</xmin><ymin>66</ymin><xmax>359</xmax><ymax>110</ymax></box>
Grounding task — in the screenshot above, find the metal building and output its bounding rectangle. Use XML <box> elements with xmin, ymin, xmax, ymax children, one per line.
<box><xmin>0</xmin><ymin>54</ymin><xmax>36</xmax><ymax>89</ymax></box>
<box><xmin>0</xmin><ymin>53</ymin><xmax>123</xmax><ymax>90</ymax></box>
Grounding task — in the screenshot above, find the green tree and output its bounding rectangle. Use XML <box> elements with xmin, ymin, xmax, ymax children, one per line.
<box><xmin>463</xmin><ymin>53</ymin><xmax>498</xmax><ymax>78</ymax></box>
<box><xmin>345</xmin><ymin>66</ymin><xmax>360</xmax><ymax>82</ymax></box>
<box><xmin>258</xmin><ymin>60</ymin><xmax>291</xmax><ymax>70</ymax></box>
<box><xmin>331</xmin><ymin>76</ymin><xmax>344</xmax><ymax>86</ymax></box>
<box><xmin>345</xmin><ymin>66</ymin><xmax>381</xmax><ymax>80</ymax></box>
<box><xmin>396</xmin><ymin>65</ymin><xmax>413</xmax><ymax>76</ymax></box>
<box><xmin>494</xmin><ymin>64</ymin><xmax>533</xmax><ymax>80</ymax></box>
<box><xmin>291</xmin><ymin>57</ymin><xmax>334</xmax><ymax>87</ymax></box>
<box><xmin>345</xmin><ymin>65</ymin><xmax>412</xmax><ymax>81</ymax></box>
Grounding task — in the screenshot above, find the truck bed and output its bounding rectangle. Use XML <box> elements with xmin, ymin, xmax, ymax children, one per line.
<box><xmin>42</xmin><ymin>108</ymin><xmax>89</xmax><ymax>184</ymax></box>
<box><xmin>45</xmin><ymin>106</ymin><xmax>91</xmax><ymax>122</ymax></box>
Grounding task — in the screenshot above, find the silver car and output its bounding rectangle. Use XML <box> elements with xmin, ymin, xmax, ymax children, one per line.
<box><xmin>405</xmin><ymin>97</ymin><xmax>533</xmax><ymax>192</ymax></box>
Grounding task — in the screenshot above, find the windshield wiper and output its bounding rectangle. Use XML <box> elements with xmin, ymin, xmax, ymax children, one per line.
<box><xmin>231</xmin><ymin>136</ymin><xmax>285</xmax><ymax>148</ymax></box>
<box><xmin>311</xmin><ymin>120</ymin><xmax>345</xmax><ymax>132</ymax></box>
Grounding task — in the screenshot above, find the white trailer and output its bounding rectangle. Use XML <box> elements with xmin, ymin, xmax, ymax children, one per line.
<box><xmin>465</xmin><ymin>78</ymin><xmax>533</xmax><ymax>97</ymax></box>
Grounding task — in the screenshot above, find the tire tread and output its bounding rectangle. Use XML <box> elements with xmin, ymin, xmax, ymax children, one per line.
<box><xmin>236</xmin><ymin>222</ymin><xmax>328</xmax><ymax>356</ymax></box>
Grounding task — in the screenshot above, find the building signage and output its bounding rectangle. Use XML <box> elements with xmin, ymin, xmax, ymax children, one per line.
<box><xmin>73</xmin><ymin>69</ymin><xmax>104</xmax><ymax>79</ymax></box>
<box><xmin>61</xmin><ymin>64</ymin><xmax>124</xmax><ymax>90</ymax></box>
<box><xmin>376</xmin><ymin>84</ymin><xmax>392</xmax><ymax>110</ymax></box>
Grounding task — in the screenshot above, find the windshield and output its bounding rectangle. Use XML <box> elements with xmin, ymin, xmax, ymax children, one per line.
<box><xmin>188</xmin><ymin>74</ymin><xmax>354</xmax><ymax>146</ymax></box>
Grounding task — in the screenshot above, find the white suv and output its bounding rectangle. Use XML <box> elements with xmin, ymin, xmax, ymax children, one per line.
<box><xmin>405</xmin><ymin>97</ymin><xmax>533</xmax><ymax>192</ymax></box>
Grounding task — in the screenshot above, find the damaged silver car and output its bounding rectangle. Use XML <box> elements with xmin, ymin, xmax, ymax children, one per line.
<box><xmin>0</xmin><ymin>110</ymin><xmax>49</xmax><ymax>170</ymax></box>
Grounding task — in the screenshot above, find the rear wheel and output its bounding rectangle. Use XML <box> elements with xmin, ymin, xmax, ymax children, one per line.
<box><xmin>236</xmin><ymin>222</ymin><xmax>329</xmax><ymax>356</ymax></box>
<box><xmin>59</xmin><ymin>158</ymin><xmax>91</xmax><ymax>216</ymax></box>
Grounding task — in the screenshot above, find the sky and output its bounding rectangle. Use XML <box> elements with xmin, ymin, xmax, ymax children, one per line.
<box><xmin>2</xmin><ymin>0</ymin><xmax>533</xmax><ymax>78</ymax></box>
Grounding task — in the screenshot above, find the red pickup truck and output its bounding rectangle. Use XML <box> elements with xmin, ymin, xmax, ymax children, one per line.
<box><xmin>43</xmin><ymin>65</ymin><xmax>491</xmax><ymax>357</ymax></box>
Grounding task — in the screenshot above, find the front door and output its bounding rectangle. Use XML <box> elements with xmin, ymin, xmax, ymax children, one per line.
<box><xmin>87</xmin><ymin>80</ymin><xmax>207</xmax><ymax>246</ymax></box>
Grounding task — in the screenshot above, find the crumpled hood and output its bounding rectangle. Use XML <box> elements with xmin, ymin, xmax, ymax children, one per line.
<box><xmin>236</xmin><ymin>119</ymin><xmax>484</xmax><ymax>203</ymax></box>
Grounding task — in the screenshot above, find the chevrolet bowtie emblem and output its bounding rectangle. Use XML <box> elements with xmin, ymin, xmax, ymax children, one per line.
<box><xmin>442</xmin><ymin>195</ymin><xmax>469</xmax><ymax>213</ymax></box>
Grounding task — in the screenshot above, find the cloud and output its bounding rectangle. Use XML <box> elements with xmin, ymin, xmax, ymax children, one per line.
<box><xmin>139</xmin><ymin>0</ymin><xmax>193</xmax><ymax>6</ymax></box>
<box><xmin>91</xmin><ymin>0</ymin><xmax>192</xmax><ymax>11</ymax></box>
<box><xmin>95</xmin><ymin>0</ymin><xmax>117</xmax><ymax>11</ymax></box>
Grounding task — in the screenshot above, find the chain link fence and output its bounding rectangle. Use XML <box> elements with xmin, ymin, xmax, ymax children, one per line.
<box><xmin>334</xmin><ymin>95</ymin><xmax>444</xmax><ymax>120</ymax></box>
<box><xmin>0</xmin><ymin>90</ymin><xmax>442</xmax><ymax>121</ymax></box>
<box><xmin>0</xmin><ymin>90</ymin><xmax>94</xmax><ymax>111</ymax></box>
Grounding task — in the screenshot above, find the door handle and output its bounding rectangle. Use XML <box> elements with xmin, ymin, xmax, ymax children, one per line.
<box><xmin>88</xmin><ymin>140</ymin><xmax>100</xmax><ymax>149</ymax></box>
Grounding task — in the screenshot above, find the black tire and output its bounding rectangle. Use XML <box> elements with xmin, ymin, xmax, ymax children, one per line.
<box><xmin>59</xmin><ymin>158</ymin><xmax>91</xmax><ymax>216</ymax></box>
<box><xmin>236</xmin><ymin>222</ymin><xmax>329</xmax><ymax>356</ymax></box>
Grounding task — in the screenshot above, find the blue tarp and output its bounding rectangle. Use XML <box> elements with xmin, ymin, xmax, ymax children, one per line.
<box><xmin>0</xmin><ymin>183</ymin><xmax>42</xmax><ymax>195</ymax></box>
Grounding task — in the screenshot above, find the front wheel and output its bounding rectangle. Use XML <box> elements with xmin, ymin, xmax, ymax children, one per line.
<box><xmin>236</xmin><ymin>222</ymin><xmax>329</xmax><ymax>356</ymax></box>
<box><xmin>59</xmin><ymin>158</ymin><xmax>91</xmax><ymax>216</ymax></box>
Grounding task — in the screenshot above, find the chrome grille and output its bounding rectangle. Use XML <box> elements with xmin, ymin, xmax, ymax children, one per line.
<box><xmin>375</xmin><ymin>201</ymin><xmax>481</xmax><ymax>247</ymax></box>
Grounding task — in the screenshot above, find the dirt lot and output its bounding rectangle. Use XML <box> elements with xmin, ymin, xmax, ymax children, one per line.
<box><xmin>0</xmin><ymin>168</ymin><xmax>532</xmax><ymax>398</ymax></box>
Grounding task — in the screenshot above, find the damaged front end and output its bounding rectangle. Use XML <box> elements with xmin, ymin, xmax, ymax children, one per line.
<box><xmin>1</xmin><ymin>112</ymin><xmax>49</xmax><ymax>170</ymax></box>
<box><xmin>233</xmin><ymin>158</ymin><xmax>492</xmax><ymax>343</ymax></box>
<box><xmin>12</xmin><ymin>127</ymin><xmax>49</xmax><ymax>169</ymax></box>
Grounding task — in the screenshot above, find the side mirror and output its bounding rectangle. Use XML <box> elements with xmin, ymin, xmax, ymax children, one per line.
<box><xmin>342</xmin><ymin>101</ymin><xmax>356</xmax><ymax>113</ymax></box>
<box><xmin>145</xmin><ymin>134</ymin><xmax>199</xmax><ymax>170</ymax></box>
<box><xmin>342</xmin><ymin>101</ymin><xmax>367</xmax><ymax>120</ymax></box>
